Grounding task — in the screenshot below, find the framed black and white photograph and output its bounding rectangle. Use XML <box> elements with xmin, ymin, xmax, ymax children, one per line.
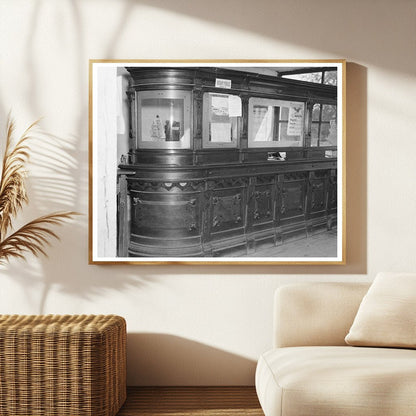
<box><xmin>89</xmin><ymin>60</ymin><xmax>345</xmax><ymax>264</ymax></box>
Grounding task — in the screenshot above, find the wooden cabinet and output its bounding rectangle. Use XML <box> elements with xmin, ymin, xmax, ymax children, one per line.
<box><xmin>119</xmin><ymin>67</ymin><xmax>338</xmax><ymax>257</ymax></box>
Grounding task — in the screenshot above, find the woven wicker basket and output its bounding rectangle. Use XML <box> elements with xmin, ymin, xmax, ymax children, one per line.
<box><xmin>0</xmin><ymin>314</ymin><xmax>126</xmax><ymax>416</ymax></box>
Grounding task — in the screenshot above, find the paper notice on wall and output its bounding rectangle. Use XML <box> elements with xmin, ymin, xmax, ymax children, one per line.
<box><xmin>211</xmin><ymin>122</ymin><xmax>231</xmax><ymax>142</ymax></box>
<box><xmin>228</xmin><ymin>95</ymin><xmax>242</xmax><ymax>117</ymax></box>
<box><xmin>211</xmin><ymin>95</ymin><xmax>229</xmax><ymax>117</ymax></box>
<box><xmin>215</xmin><ymin>78</ymin><xmax>232</xmax><ymax>89</ymax></box>
<box><xmin>287</xmin><ymin>104</ymin><xmax>304</xmax><ymax>136</ymax></box>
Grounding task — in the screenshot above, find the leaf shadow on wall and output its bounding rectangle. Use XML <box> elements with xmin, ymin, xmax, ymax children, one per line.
<box><xmin>0</xmin><ymin>126</ymin><xmax>156</xmax><ymax>314</ymax></box>
<box><xmin>0</xmin><ymin>0</ymin><xmax>157</xmax><ymax>313</ymax></box>
<box><xmin>0</xmin><ymin>0</ymin><xmax>132</xmax><ymax>312</ymax></box>
<box><xmin>23</xmin><ymin>0</ymin><xmax>87</xmax><ymax>211</ymax></box>
<box><xmin>126</xmin><ymin>333</ymin><xmax>257</xmax><ymax>386</ymax></box>
<box><xmin>132</xmin><ymin>0</ymin><xmax>413</xmax><ymax>76</ymax></box>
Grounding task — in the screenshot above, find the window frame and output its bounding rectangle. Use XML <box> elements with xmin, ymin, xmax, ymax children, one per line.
<box><xmin>248</xmin><ymin>97</ymin><xmax>305</xmax><ymax>148</ymax></box>
<box><xmin>311</xmin><ymin>102</ymin><xmax>337</xmax><ymax>147</ymax></box>
<box><xmin>202</xmin><ymin>92</ymin><xmax>241</xmax><ymax>149</ymax></box>
<box><xmin>135</xmin><ymin>89</ymin><xmax>192</xmax><ymax>150</ymax></box>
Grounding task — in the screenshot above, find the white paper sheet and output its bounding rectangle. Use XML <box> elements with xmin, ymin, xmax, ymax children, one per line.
<box><xmin>211</xmin><ymin>96</ymin><xmax>229</xmax><ymax>117</ymax></box>
<box><xmin>287</xmin><ymin>104</ymin><xmax>303</xmax><ymax>136</ymax></box>
<box><xmin>211</xmin><ymin>122</ymin><xmax>231</xmax><ymax>142</ymax></box>
<box><xmin>228</xmin><ymin>95</ymin><xmax>242</xmax><ymax>117</ymax></box>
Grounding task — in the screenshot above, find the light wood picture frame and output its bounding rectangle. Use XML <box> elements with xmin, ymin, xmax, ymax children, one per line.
<box><xmin>89</xmin><ymin>60</ymin><xmax>346</xmax><ymax>265</ymax></box>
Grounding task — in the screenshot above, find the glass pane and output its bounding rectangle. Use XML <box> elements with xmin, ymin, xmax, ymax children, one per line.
<box><xmin>137</xmin><ymin>90</ymin><xmax>191</xmax><ymax>149</ymax></box>
<box><xmin>249</xmin><ymin>98</ymin><xmax>304</xmax><ymax>147</ymax></box>
<box><xmin>322</xmin><ymin>104</ymin><xmax>337</xmax><ymax>121</ymax></box>
<box><xmin>324</xmin><ymin>71</ymin><xmax>337</xmax><ymax>85</ymax></box>
<box><xmin>141</xmin><ymin>98</ymin><xmax>184</xmax><ymax>142</ymax></box>
<box><xmin>312</xmin><ymin>103</ymin><xmax>321</xmax><ymax>121</ymax></box>
<box><xmin>252</xmin><ymin>105</ymin><xmax>275</xmax><ymax>142</ymax></box>
<box><xmin>319</xmin><ymin>104</ymin><xmax>337</xmax><ymax>146</ymax></box>
<box><xmin>320</xmin><ymin>122</ymin><xmax>330</xmax><ymax>138</ymax></box>
<box><xmin>319</xmin><ymin>120</ymin><xmax>337</xmax><ymax>145</ymax></box>
<box><xmin>278</xmin><ymin>122</ymin><xmax>290</xmax><ymax>140</ymax></box>
<box><xmin>208</xmin><ymin>94</ymin><xmax>239</xmax><ymax>143</ymax></box>
<box><xmin>279</xmin><ymin>106</ymin><xmax>289</xmax><ymax>121</ymax></box>
<box><xmin>283</xmin><ymin>72</ymin><xmax>323</xmax><ymax>83</ymax></box>
<box><xmin>311</xmin><ymin>123</ymin><xmax>319</xmax><ymax>146</ymax></box>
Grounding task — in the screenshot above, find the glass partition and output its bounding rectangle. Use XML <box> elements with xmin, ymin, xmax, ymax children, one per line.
<box><xmin>311</xmin><ymin>103</ymin><xmax>337</xmax><ymax>147</ymax></box>
<box><xmin>136</xmin><ymin>90</ymin><xmax>191</xmax><ymax>149</ymax></box>
<box><xmin>202</xmin><ymin>93</ymin><xmax>241</xmax><ymax>148</ymax></box>
<box><xmin>248</xmin><ymin>98</ymin><xmax>304</xmax><ymax>147</ymax></box>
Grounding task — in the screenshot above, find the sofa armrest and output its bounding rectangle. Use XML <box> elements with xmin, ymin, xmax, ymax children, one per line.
<box><xmin>274</xmin><ymin>282</ymin><xmax>370</xmax><ymax>348</ymax></box>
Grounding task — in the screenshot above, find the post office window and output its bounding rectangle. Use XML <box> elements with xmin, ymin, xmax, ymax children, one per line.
<box><xmin>136</xmin><ymin>90</ymin><xmax>191</xmax><ymax>149</ymax></box>
<box><xmin>248</xmin><ymin>98</ymin><xmax>304</xmax><ymax>148</ymax></box>
<box><xmin>202</xmin><ymin>93</ymin><xmax>241</xmax><ymax>148</ymax></box>
<box><xmin>311</xmin><ymin>104</ymin><xmax>337</xmax><ymax>147</ymax></box>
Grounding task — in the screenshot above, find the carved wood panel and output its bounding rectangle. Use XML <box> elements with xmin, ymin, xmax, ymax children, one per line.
<box><xmin>278</xmin><ymin>179</ymin><xmax>307</xmax><ymax>223</ymax></box>
<box><xmin>248</xmin><ymin>182</ymin><xmax>274</xmax><ymax>227</ymax></box>
<box><xmin>308</xmin><ymin>171</ymin><xmax>329</xmax><ymax>216</ymax></box>
<box><xmin>131</xmin><ymin>191</ymin><xmax>200</xmax><ymax>239</ymax></box>
<box><xmin>309</xmin><ymin>180</ymin><xmax>326</xmax><ymax>213</ymax></box>
<box><xmin>209</xmin><ymin>189</ymin><xmax>245</xmax><ymax>236</ymax></box>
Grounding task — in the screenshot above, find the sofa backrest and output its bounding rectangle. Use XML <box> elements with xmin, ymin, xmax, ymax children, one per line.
<box><xmin>274</xmin><ymin>282</ymin><xmax>370</xmax><ymax>348</ymax></box>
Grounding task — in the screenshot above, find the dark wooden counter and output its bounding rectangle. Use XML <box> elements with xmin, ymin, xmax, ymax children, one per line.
<box><xmin>119</xmin><ymin>157</ymin><xmax>337</xmax><ymax>257</ymax></box>
<box><xmin>118</xmin><ymin>66</ymin><xmax>339</xmax><ymax>258</ymax></box>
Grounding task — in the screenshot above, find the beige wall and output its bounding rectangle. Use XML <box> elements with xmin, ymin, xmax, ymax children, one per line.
<box><xmin>0</xmin><ymin>0</ymin><xmax>415</xmax><ymax>385</ymax></box>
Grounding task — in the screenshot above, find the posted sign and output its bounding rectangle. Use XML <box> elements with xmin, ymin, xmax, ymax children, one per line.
<box><xmin>287</xmin><ymin>104</ymin><xmax>304</xmax><ymax>136</ymax></box>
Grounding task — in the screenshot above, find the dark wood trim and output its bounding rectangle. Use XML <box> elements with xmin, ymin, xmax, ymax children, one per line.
<box><xmin>277</xmin><ymin>66</ymin><xmax>338</xmax><ymax>76</ymax></box>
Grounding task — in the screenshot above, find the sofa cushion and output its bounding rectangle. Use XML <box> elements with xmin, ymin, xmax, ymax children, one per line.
<box><xmin>256</xmin><ymin>346</ymin><xmax>416</xmax><ymax>416</ymax></box>
<box><xmin>345</xmin><ymin>272</ymin><xmax>416</xmax><ymax>348</ymax></box>
<box><xmin>274</xmin><ymin>283</ymin><xmax>370</xmax><ymax>348</ymax></box>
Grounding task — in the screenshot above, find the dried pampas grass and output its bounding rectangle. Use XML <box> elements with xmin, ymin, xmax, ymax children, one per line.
<box><xmin>0</xmin><ymin>116</ymin><xmax>77</xmax><ymax>264</ymax></box>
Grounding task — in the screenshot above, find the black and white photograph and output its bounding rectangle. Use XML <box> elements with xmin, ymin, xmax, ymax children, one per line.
<box><xmin>89</xmin><ymin>61</ymin><xmax>345</xmax><ymax>264</ymax></box>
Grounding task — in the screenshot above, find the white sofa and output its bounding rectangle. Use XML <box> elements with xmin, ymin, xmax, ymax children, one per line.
<box><xmin>255</xmin><ymin>282</ymin><xmax>416</xmax><ymax>416</ymax></box>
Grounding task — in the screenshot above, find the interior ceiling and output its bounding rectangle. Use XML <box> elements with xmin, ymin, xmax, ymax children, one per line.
<box><xmin>225</xmin><ymin>66</ymin><xmax>320</xmax><ymax>76</ymax></box>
